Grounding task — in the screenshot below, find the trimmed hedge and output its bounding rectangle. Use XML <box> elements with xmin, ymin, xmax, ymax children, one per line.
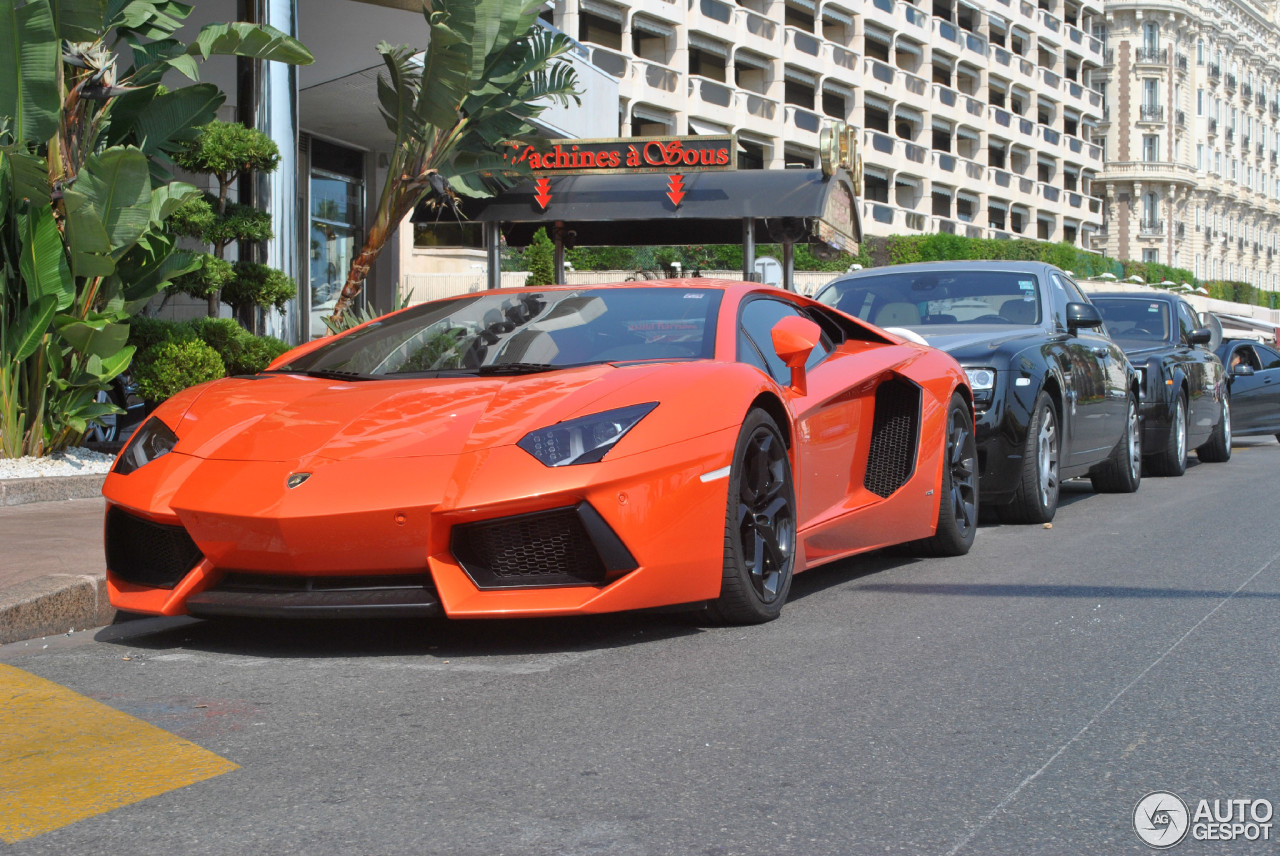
<box><xmin>126</xmin><ymin>317</ymin><xmax>292</xmax><ymax>401</ymax></box>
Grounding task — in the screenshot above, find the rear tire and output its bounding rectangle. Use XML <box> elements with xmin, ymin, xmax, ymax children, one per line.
<box><xmin>1002</xmin><ymin>392</ymin><xmax>1059</xmax><ymax>524</ymax></box>
<box><xmin>707</xmin><ymin>410</ymin><xmax>796</xmax><ymax>624</ymax></box>
<box><xmin>1146</xmin><ymin>393</ymin><xmax>1187</xmax><ymax>476</ymax></box>
<box><xmin>905</xmin><ymin>392</ymin><xmax>978</xmax><ymax>556</ymax></box>
<box><xmin>1091</xmin><ymin>392</ymin><xmax>1142</xmax><ymax>493</ymax></box>
<box><xmin>1196</xmin><ymin>394</ymin><xmax>1232</xmax><ymax>463</ymax></box>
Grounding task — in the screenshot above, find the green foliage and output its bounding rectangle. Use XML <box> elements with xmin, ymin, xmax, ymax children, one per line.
<box><xmin>222</xmin><ymin>262</ymin><xmax>295</xmax><ymax>314</ymax></box>
<box><xmin>0</xmin><ymin>0</ymin><xmax>311</xmax><ymax>456</ymax></box>
<box><xmin>172</xmin><ymin>121</ymin><xmax>280</xmax><ymax>179</ymax></box>
<box><xmin>170</xmin><ymin>254</ymin><xmax>234</xmax><ymax>300</ymax></box>
<box><xmin>524</xmin><ymin>227</ymin><xmax>555</xmax><ymax>286</ymax></box>
<box><xmin>133</xmin><ymin>338</ymin><xmax>226</xmax><ymax>402</ymax></box>
<box><xmin>331</xmin><ymin>0</ymin><xmax>581</xmax><ymax>322</ymax></box>
<box><xmin>321</xmin><ymin>291</ymin><xmax>413</xmax><ymax>335</ymax></box>
<box><xmin>1121</xmin><ymin>261</ymin><xmax>1196</xmax><ymax>288</ymax></box>
<box><xmin>128</xmin><ymin>316</ymin><xmax>291</xmax><ymax>384</ymax></box>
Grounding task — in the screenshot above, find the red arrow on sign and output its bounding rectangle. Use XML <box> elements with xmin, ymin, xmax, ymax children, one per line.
<box><xmin>666</xmin><ymin>174</ymin><xmax>686</xmax><ymax>207</ymax></box>
<box><xmin>534</xmin><ymin>178</ymin><xmax>553</xmax><ymax>210</ymax></box>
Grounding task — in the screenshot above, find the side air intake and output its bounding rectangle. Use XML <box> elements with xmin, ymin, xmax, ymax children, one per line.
<box><xmin>864</xmin><ymin>377</ymin><xmax>922</xmax><ymax>498</ymax></box>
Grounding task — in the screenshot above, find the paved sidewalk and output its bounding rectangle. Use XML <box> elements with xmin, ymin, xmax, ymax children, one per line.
<box><xmin>0</xmin><ymin>495</ymin><xmax>115</xmax><ymax>644</ymax></box>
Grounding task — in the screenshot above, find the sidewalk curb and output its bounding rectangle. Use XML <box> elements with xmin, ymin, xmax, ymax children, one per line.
<box><xmin>0</xmin><ymin>573</ymin><xmax>116</xmax><ymax>645</ymax></box>
<box><xmin>1</xmin><ymin>474</ymin><xmax>107</xmax><ymax>507</ymax></box>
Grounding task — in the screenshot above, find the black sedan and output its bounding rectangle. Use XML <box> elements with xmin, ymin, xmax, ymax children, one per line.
<box><xmin>1215</xmin><ymin>339</ymin><xmax>1280</xmax><ymax>440</ymax></box>
<box><xmin>816</xmin><ymin>261</ymin><xmax>1141</xmax><ymax>524</ymax></box>
<box><xmin>1090</xmin><ymin>293</ymin><xmax>1230</xmax><ymax>474</ymax></box>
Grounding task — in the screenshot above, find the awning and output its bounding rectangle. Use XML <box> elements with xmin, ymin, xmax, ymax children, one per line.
<box><xmin>863</xmin><ymin>93</ymin><xmax>893</xmax><ymax>111</ymax></box>
<box><xmin>931</xmin><ymin>117</ymin><xmax>955</xmax><ymax>131</ymax></box>
<box><xmin>821</xmin><ymin>5</ymin><xmax>854</xmax><ymax>26</ymax></box>
<box><xmin>632</xmin><ymin>104</ymin><xmax>672</xmax><ymax>124</ymax></box>
<box><xmin>468</xmin><ymin>169</ymin><xmax>863</xmax><ymax>251</ymax></box>
<box><xmin>787</xmin><ymin>0</ymin><xmax>818</xmax><ymax>10</ymax></box>
<box><xmin>688</xmin><ymin>32</ymin><xmax>729</xmax><ymax>54</ymax></box>
<box><xmin>581</xmin><ymin>0</ymin><xmax>624</xmax><ymax>23</ymax></box>
<box><xmin>688</xmin><ymin>116</ymin><xmax>730</xmax><ymax>135</ymax></box>
<box><xmin>896</xmin><ymin>105</ymin><xmax>924</xmax><ymax>122</ymax></box>
<box><xmin>734</xmin><ymin>50</ymin><xmax>771</xmax><ymax>70</ymax></box>
<box><xmin>895</xmin><ymin>39</ymin><xmax>923</xmax><ymax>57</ymax></box>
<box><xmin>987</xmin><ymin>199</ymin><xmax>1009</xmax><ymax>210</ymax></box>
<box><xmin>865</xmin><ymin>27</ymin><xmax>893</xmax><ymax>45</ymax></box>
<box><xmin>895</xmin><ymin>174</ymin><xmax>922</xmax><ymax>188</ymax></box>
<box><xmin>784</xmin><ymin>66</ymin><xmax>817</xmax><ymax>85</ymax></box>
<box><xmin>956</xmin><ymin>126</ymin><xmax>981</xmax><ymax>141</ymax></box>
<box><xmin>631</xmin><ymin>15</ymin><xmax>673</xmax><ymax>37</ymax></box>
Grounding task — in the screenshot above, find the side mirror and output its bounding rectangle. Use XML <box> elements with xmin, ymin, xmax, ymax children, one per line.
<box><xmin>1188</xmin><ymin>328</ymin><xmax>1212</xmax><ymax>346</ymax></box>
<box><xmin>1066</xmin><ymin>301</ymin><xmax>1103</xmax><ymax>332</ymax></box>
<box><xmin>1233</xmin><ymin>363</ymin><xmax>1256</xmax><ymax>377</ymax></box>
<box><xmin>771</xmin><ymin>315</ymin><xmax>823</xmax><ymax>395</ymax></box>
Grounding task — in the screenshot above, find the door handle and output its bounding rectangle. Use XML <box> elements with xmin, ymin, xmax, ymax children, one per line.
<box><xmin>1091</xmin><ymin>347</ymin><xmax>1109</xmax><ymax>357</ymax></box>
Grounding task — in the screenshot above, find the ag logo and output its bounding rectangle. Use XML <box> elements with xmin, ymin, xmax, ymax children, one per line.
<box><xmin>286</xmin><ymin>472</ymin><xmax>312</xmax><ymax>489</ymax></box>
<box><xmin>1134</xmin><ymin>791</ymin><xmax>1190</xmax><ymax>848</ymax></box>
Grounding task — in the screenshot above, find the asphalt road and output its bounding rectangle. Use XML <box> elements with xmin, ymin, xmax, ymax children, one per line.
<box><xmin>4</xmin><ymin>439</ymin><xmax>1280</xmax><ymax>855</ymax></box>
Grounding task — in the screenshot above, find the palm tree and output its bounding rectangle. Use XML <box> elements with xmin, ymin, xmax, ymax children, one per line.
<box><xmin>328</xmin><ymin>0</ymin><xmax>580</xmax><ymax>325</ymax></box>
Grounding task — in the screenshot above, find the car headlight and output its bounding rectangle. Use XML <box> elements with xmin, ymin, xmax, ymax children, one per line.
<box><xmin>964</xmin><ymin>367</ymin><xmax>997</xmax><ymax>409</ymax></box>
<box><xmin>113</xmin><ymin>416</ymin><xmax>179</xmax><ymax>475</ymax></box>
<box><xmin>518</xmin><ymin>403</ymin><xmax>658</xmax><ymax>467</ymax></box>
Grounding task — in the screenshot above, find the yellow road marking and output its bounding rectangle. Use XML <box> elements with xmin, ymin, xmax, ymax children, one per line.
<box><xmin>0</xmin><ymin>664</ymin><xmax>238</xmax><ymax>843</ymax></box>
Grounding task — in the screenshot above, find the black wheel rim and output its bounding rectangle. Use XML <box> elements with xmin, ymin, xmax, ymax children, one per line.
<box><xmin>737</xmin><ymin>427</ymin><xmax>794</xmax><ymax>603</ymax></box>
<box><xmin>949</xmin><ymin>408</ymin><xmax>978</xmax><ymax>536</ymax></box>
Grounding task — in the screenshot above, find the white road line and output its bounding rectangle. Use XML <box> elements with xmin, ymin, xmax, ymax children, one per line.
<box><xmin>944</xmin><ymin>544</ymin><xmax>1280</xmax><ymax>856</ymax></box>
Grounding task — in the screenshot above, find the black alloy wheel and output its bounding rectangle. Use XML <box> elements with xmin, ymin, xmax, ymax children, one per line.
<box><xmin>908</xmin><ymin>392</ymin><xmax>978</xmax><ymax>556</ymax></box>
<box><xmin>1003</xmin><ymin>391</ymin><xmax>1060</xmax><ymax>524</ymax></box>
<box><xmin>709</xmin><ymin>409</ymin><xmax>796</xmax><ymax>624</ymax></box>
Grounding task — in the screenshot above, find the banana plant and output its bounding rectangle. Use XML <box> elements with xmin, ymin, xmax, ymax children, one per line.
<box><xmin>328</xmin><ymin>0</ymin><xmax>581</xmax><ymax>325</ymax></box>
<box><xmin>0</xmin><ymin>0</ymin><xmax>312</xmax><ymax>457</ymax></box>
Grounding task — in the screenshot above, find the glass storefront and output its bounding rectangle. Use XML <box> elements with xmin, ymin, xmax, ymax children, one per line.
<box><xmin>308</xmin><ymin>139</ymin><xmax>364</xmax><ymax>339</ymax></box>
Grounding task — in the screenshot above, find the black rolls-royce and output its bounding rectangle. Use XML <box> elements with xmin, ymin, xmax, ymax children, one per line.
<box><xmin>1215</xmin><ymin>339</ymin><xmax>1280</xmax><ymax>441</ymax></box>
<box><xmin>815</xmin><ymin>261</ymin><xmax>1141</xmax><ymax>524</ymax></box>
<box><xmin>1090</xmin><ymin>293</ymin><xmax>1230</xmax><ymax>475</ymax></box>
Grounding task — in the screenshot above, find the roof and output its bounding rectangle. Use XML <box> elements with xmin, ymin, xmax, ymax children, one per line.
<box><xmin>837</xmin><ymin>260</ymin><xmax>1062</xmax><ymax>276</ymax></box>
<box><xmin>454</xmin><ymin>169</ymin><xmax>862</xmax><ymax>249</ymax></box>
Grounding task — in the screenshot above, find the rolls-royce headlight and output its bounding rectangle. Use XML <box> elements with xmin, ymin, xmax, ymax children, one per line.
<box><xmin>518</xmin><ymin>403</ymin><xmax>658</xmax><ymax>467</ymax></box>
<box><xmin>113</xmin><ymin>416</ymin><xmax>179</xmax><ymax>475</ymax></box>
<box><xmin>964</xmin><ymin>367</ymin><xmax>997</xmax><ymax>409</ymax></box>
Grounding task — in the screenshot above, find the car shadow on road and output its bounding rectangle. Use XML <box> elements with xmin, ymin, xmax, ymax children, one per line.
<box><xmin>92</xmin><ymin>604</ymin><xmax>713</xmax><ymax>659</ymax></box>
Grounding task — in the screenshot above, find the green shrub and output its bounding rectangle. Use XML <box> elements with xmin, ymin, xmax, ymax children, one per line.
<box><xmin>524</xmin><ymin>227</ymin><xmax>555</xmax><ymax>286</ymax></box>
<box><xmin>133</xmin><ymin>339</ymin><xmax>227</xmax><ymax>402</ymax></box>
<box><xmin>237</xmin><ymin>335</ymin><xmax>292</xmax><ymax>373</ymax></box>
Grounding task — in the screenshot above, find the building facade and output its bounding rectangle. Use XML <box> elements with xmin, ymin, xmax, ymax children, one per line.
<box><xmin>546</xmin><ymin>0</ymin><xmax>1107</xmax><ymax>246</ymax></box>
<box><xmin>1094</xmin><ymin>0</ymin><xmax>1280</xmax><ymax>289</ymax></box>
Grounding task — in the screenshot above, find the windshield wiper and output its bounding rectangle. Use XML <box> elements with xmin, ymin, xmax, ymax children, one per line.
<box><xmin>263</xmin><ymin>368</ymin><xmax>374</xmax><ymax>382</ymax></box>
<box><xmin>476</xmin><ymin>362</ymin><xmax>559</xmax><ymax>376</ymax></box>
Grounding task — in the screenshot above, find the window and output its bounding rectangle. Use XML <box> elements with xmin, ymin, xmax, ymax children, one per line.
<box><xmin>1197</xmin><ymin>89</ymin><xmax>1204</xmax><ymax>115</ymax></box>
<box><xmin>1143</xmin><ymin>192</ymin><xmax>1159</xmax><ymax>224</ymax></box>
<box><xmin>1143</xmin><ymin>135</ymin><xmax>1159</xmax><ymax>162</ymax></box>
<box><xmin>1143</xmin><ymin>78</ymin><xmax>1159</xmax><ymax>108</ymax></box>
<box><xmin>1142</xmin><ymin>22</ymin><xmax>1159</xmax><ymax>51</ymax></box>
<box><xmin>1142</xmin><ymin>249</ymin><xmax>1159</xmax><ymax>263</ymax></box>
<box><xmin>738</xmin><ymin>299</ymin><xmax>831</xmax><ymax>383</ymax></box>
<box><xmin>1176</xmin><ymin>301</ymin><xmax>1198</xmax><ymax>344</ymax></box>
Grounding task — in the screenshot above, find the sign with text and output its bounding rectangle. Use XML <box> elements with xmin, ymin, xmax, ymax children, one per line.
<box><xmin>502</xmin><ymin>135</ymin><xmax>737</xmax><ymax>176</ymax></box>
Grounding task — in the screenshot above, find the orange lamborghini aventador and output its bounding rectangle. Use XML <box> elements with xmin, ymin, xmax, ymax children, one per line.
<box><xmin>103</xmin><ymin>280</ymin><xmax>976</xmax><ymax>624</ymax></box>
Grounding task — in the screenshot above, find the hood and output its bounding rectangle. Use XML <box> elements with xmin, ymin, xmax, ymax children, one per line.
<box><xmin>166</xmin><ymin>364</ymin><xmax>662</xmax><ymax>462</ymax></box>
<box><xmin>907</xmin><ymin>324</ymin><xmax>1045</xmax><ymax>358</ymax></box>
<box><xmin>1111</xmin><ymin>338</ymin><xmax>1170</xmax><ymax>359</ymax></box>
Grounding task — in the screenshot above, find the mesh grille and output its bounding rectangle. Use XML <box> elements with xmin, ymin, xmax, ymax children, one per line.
<box><xmin>105</xmin><ymin>507</ymin><xmax>204</xmax><ymax>589</ymax></box>
<box><xmin>864</xmin><ymin>378</ymin><xmax>921</xmax><ymax>498</ymax></box>
<box><xmin>452</xmin><ymin>506</ymin><xmax>608</xmax><ymax>588</ymax></box>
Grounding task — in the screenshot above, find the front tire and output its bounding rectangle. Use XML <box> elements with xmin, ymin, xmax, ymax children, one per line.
<box><xmin>1002</xmin><ymin>391</ymin><xmax>1060</xmax><ymax>524</ymax></box>
<box><xmin>1091</xmin><ymin>392</ymin><xmax>1142</xmax><ymax>493</ymax></box>
<box><xmin>1146</xmin><ymin>393</ymin><xmax>1187</xmax><ymax>476</ymax></box>
<box><xmin>1196</xmin><ymin>394</ymin><xmax>1232</xmax><ymax>463</ymax></box>
<box><xmin>906</xmin><ymin>392</ymin><xmax>978</xmax><ymax>556</ymax></box>
<box><xmin>707</xmin><ymin>409</ymin><xmax>796</xmax><ymax>624</ymax></box>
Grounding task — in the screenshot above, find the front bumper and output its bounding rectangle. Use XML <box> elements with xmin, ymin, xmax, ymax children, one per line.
<box><xmin>104</xmin><ymin>428</ymin><xmax>737</xmax><ymax>620</ymax></box>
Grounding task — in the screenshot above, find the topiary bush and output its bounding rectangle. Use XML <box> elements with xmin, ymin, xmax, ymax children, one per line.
<box><xmin>133</xmin><ymin>339</ymin><xmax>227</xmax><ymax>403</ymax></box>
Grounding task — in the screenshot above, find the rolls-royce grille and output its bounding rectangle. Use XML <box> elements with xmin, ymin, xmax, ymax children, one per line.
<box><xmin>864</xmin><ymin>377</ymin><xmax>922</xmax><ymax>498</ymax></box>
<box><xmin>105</xmin><ymin>507</ymin><xmax>204</xmax><ymax>589</ymax></box>
<box><xmin>451</xmin><ymin>503</ymin><xmax>636</xmax><ymax>589</ymax></box>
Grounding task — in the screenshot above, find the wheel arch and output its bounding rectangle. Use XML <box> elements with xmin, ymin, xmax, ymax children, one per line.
<box><xmin>747</xmin><ymin>392</ymin><xmax>792</xmax><ymax>449</ymax></box>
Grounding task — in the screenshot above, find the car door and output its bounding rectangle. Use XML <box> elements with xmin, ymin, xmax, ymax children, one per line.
<box><xmin>737</xmin><ymin>296</ymin><xmax>851</xmax><ymax>530</ymax></box>
<box><xmin>1225</xmin><ymin>344</ymin><xmax>1267</xmax><ymax>431</ymax></box>
<box><xmin>1055</xmin><ymin>273</ymin><xmax>1125</xmax><ymax>462</ymax></box>
<box><xmin>1242</xmin><ymin>343</ymin><xmax>1280</xmax><ymax>434</ymax></box>
<box><xmin>1172</xmin><ymin>300</ymin><xmax>1215</xmax><ymax>438</ymax></box>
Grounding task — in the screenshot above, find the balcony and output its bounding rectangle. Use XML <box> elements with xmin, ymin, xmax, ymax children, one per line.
<box><xmin>1225</xmin><ymin>73</ymin><xmax>1237</xmax><ymax>91</ymax></box>
<box><xmin>1102</xmin><ymin>49</ymin><xmax>1114</xmax><ymax>67</ymax></box>
<box><xmin>587</xmin><ymin>45</ymin><xmax>627</xmax><ymax>78</ymax></box>
<box><xmin>1103</xmin><ymin>161</ymin><xmax>1199</xmax><ymax>187</ymax></box>
<box><xmin>785</xmin><ymin>26</ymin><xmax>821</xmax><ymax>57</ymax></box>
<box><xmin>695</xmin><ymin>0</ymin><xmax>733</xmax><ymax>24</ymax></box>
<box><xmin>785</xmin><ymin>104</ymin><xmax>821</xmax><ymax>135</ymax></box>
<box><xmin>1042</xmin><ymin>68</ymin><xmax>1061</xmax><ymax>89</ymax></box>
<box><xmin>1208</xmin><ymin>118</ymin><xmax>1218</xmax><ymax>136</ymax></box>
<box><xmin>688</xmin><ymin>76</ymin><xmax>737</xmax><ymax>125</ymax></box>
<box><xmin>735</xmin><ymin>90</ymin><xmax>778</xmax><ymax>121</ymax></box>
<box><xmin>1139</xmin><ymin>219</ymin><xmax>1165</xmax><ymax>237</ymax></box>
<box><xmin>629</xmin><ymin>58</ymin><xmax>679</xmax><ymax>95</ymax></box>
<box><xmin>1243</xmin><ymin>83</ymin><xmax>1253</xmax><ymax>100</ymax></box>
<box><xmin>1041</xmin><ymin>184</ymin><xmax>1061</xmax><ymax>202</ymax></box>
<box><xmin>827</xmin><ymin>43</ymin><xmax>857</xmax><ymax>71</ymax></box>
<box><xmin>1176</xmin><ymin>54</ymin><xmax>1188</xmax><ymax>73</ymax></box>
<box><xmin>935</xmin><ymin>84</ymin><xmax>958</xmax><ymax>108</ymax></box>
<box><xmin>1139</xmin><ymin>105</ymin><xmax>1164</xmax><ymax>122</ymax></box>
<box><xmin>1134</xmin><ymin>47</ymin><xmax>1167</xmax><ymax>64</ymax></box>
<box><xmin>932</xmin><ymin>150</ymin><xmax>957</xmax><ymax>173</ymax></box>
<box><xmin>1226</xmin><ymin>127</ymin><xmax>1234</xmax><ymax>144</ymax></box>
<box><xmin>934</xmin><ymin>19</ymin><xmax>962</xmax><ymax>45</ymax></box>
<box><xmin>733</xmin><ymin>7</ymin><xmax>777</xmax><ymax>50</ymax></box>
<box><xmin>966</xmin><ymin>96</ymin><xmax>983</xmax><ymax>116</ymax></box>
<box><xmin>991</xmin><ymin>45</ymin><xmax>1012</xmax><ymax>67</ymax></box>
<box><xmin>1208</xmin><ymin>64</ymin><xmax>1221</xmax><ymax>82</ymax></box>
<box><xmin>1041</xmin><ymin>126</ymin><xmax>1061</xmax><ymax>145</ymax></box>
<box><xmin>1176</xmin><ymin>110</ymin><xmax>1186</xmax><ymax>128</ymax></box>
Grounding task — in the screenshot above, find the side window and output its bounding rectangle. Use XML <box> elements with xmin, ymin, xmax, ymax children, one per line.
<box><xmin>1046</xmin><ymin>274</ymin><xmax>1069</xmax><ymax>330</ymax></box>
<box><xmin>1231</xmin><ymin>346</ymin><xmax>1263</xmax><ymax>371</ymax></box>
<box><xmin>1060</xmin><ymin>275</ymin><xmax>1089</xmax><ymax>305</ymax></box>
<box><xmin>1176</xmin><ymin>302</ymin><xmax>1198</xmax><ymax>345</ymax></box>
<box><xmin>738</xmin><ymin>299</ymin><xmax>832</xmax><ymax>384</ymax></box>
<box><xmin>1254</xmin><ymin>344</ymin><xmax>1280</xmax><ymax>370</ymax></box>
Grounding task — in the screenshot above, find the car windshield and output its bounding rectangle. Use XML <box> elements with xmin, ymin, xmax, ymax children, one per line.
<box><xmin>1091</xmin><ymin>298</ymin><xmax>1171</xmax><ymax>342</ymax></box>
<box><xmin>275</xmin><ymin>287</ymin><xmax>722</xmax><ymax>377</ymax></box>
<box><xmin>817</xmin><ymin>270</ymin><xmax>1043</xmax><ymax>327</ymax></box>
